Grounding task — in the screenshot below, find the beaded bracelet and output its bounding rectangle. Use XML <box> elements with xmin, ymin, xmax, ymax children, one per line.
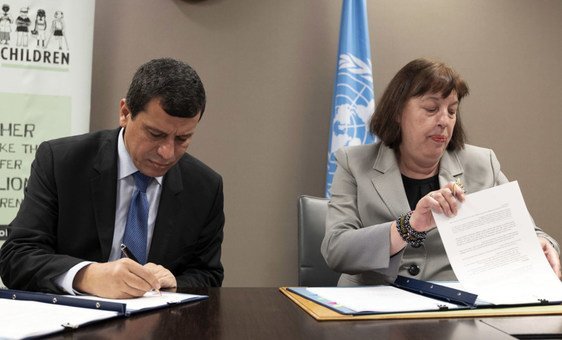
<box><xmin>396</xmin><ymin>211</ymin><xmax>427</xmax><ymax>248</ymax></box>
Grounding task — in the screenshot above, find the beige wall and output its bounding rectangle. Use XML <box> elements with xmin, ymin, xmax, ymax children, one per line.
<box><xmin>91</xmin><ymin>0</ymin><xmax>562</xmax><ymax>286</ymax></box>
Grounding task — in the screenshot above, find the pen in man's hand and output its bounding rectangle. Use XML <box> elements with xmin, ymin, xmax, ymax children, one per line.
<box><xmin>120</xmin><ymin>243</ymin><xmax>140</xmax><ymax>263</ymax></box>
<box><xmin>120</xmin><ymin>243</ymin><xmax>161</xmax><ymax>295</ymax></box>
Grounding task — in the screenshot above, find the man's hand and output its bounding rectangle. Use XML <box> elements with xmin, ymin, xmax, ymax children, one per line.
<box><xmin>144</xmin><ymin>263</ymin><xmax>177</xmax><ymax>288</ymax></box>
<box><xmin>539</xmin><ymin>237</ymin><xmax>561</xmax><ymax>279</ymax></box>
<box><xmin>73</xmin><ymin>259</ymin><xmax>161</xmax><ymax>298</ymax></box>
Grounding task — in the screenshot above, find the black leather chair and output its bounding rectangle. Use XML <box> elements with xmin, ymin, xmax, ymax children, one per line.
<box><xmin>297</xmin><ymin>195</ymin><xmax>340</xmax><ymax>286</ymax></box>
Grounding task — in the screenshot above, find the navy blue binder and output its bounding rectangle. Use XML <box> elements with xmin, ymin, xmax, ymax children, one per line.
<box><xmin>0</xmin><ymin>288</ymin><xmax>208</xmax><ymax>316</ymax></box>
<box><xmin>393</xmin><ymin>275</ymin><xmax>478</xmax><ymax>307</ymax></box>
<box><xmin>0</xmin><ymin>289</ymin><xmax>126</xmax><ymax>314</ymax></box>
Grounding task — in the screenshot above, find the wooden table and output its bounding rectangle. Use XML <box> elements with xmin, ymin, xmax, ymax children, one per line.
<box><xmin>44</xmin><ymin>288</ymin><xmax>562</xmax><ymax>339</ymax></box>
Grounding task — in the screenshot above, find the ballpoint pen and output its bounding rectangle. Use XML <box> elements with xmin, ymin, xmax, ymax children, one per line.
<box><xmin>120</xmin><ymin>243</ymin><xmax>140</xmax><ymax>263</ymax></box>
<box><xmin>120</xmin><ymin>243</ymin><xmax>161</xmax><ymax>295</ymax></box>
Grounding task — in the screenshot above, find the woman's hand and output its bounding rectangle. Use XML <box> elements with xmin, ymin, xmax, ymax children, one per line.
<box><xmin>539</xmin><ymin>237</ymin><xmax>561</xmax><ymax>279</ymax></box>
<box><xmin>409</xmin><ymin>181</ymin><xmax>465</xmax><ymax>232</ymax></box>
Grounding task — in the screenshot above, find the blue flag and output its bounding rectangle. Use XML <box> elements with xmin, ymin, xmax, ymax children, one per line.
<box><xmin>325</xmin><ymin>0</ymin><xmax>376</xmax><ymax>198</ymax></box>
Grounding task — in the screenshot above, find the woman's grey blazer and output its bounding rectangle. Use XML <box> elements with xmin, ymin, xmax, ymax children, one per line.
<box><xmin>321</xmin><ymin>142</ymin><xmax>559</xmax><ymax>286</ymax></box>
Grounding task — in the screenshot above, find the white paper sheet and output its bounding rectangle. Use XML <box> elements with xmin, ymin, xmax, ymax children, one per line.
<box><xmin>434</xmin><ymin>181</ymin><xmax>562</xmax><ymax>305</ymax></box>
<box><xmin>0</xmin><ymin>291</ymin><xmax>205</xmax><ymax>339</ymax></box>
<box><xmin>0</xmin><ymin>299</ymin><xmax>117</xmax><ymax>339</ymax></box>
<box><xmin>69</xmin><ymin>291</ymin><xmax>205</xmax><ymax>313</ymax></box>
<box><xmin>307</xmin><ymin>286</ymin><xmax>460</xmax><ymax>313</ymax></box>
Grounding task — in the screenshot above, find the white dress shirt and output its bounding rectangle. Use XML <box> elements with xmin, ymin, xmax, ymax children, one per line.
<box><xmin>55</xmin><ymin>128</ymin><xmax>163</xmax><ymax>294</ymax></box>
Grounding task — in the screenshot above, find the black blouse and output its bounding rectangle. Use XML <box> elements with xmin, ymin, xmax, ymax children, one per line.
<box><xmin>401</xmin><ymin>174</ymin><xmax>440</xmax><ymax>211</ymax></box>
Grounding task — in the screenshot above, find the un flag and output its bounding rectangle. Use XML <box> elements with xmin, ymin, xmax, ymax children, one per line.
<box><xmin>326</xmin><ymin>0</ymin><xmax>376</xmax><ymax>197</ymax></box>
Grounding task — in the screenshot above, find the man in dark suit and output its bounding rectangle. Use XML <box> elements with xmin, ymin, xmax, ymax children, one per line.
<box><xmin>0</xmin><ymin>58</ymin><xmax>224</xmax><ymax>298</ymax></box>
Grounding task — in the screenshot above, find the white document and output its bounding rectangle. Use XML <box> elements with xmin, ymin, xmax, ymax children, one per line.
<box><xmin>71</xmin><ymin>291</ymin><xmax>205</xmax><ymax>314</ymax></box>
<box><xmin>0</xmin><ymin>299</ymin><xmax>117</xmax><ymax>339</ymax></box>
<box><xmin>434</xmin><ymin>181</ymin><xmax>562</xmax><ymax>305</ymax></box>
<box><xmin>307</xmin><ymin>286</ymin><xmax>460</xmax><ymax>313</ymax></box>
<box><xmin>0</xmin><ymin>291</ymin><xmax>206</xmax><ymax>339</ymax></box>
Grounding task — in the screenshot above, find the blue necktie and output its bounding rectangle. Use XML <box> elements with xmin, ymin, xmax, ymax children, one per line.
<box><xmin>123</xmin><ymin>171</ymin><xmax>151</xmax><ymax>264</ymax></box>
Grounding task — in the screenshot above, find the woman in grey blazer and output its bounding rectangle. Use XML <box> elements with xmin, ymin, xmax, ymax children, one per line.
<box><xmin>321</xmin><ymin>58</ymin><xmax>560</xmax><ymax>286</ymax></box>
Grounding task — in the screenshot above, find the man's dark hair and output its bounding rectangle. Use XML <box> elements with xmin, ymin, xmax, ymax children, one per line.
<box><xmin>126</xmin><ymin>58</ymin><xmax>206</xmax><ymax>119</ymax></box>
<box><xmin>370</xmin><ymin>58</ymin><xmax>469</xmax><ymax>151</ymax></box>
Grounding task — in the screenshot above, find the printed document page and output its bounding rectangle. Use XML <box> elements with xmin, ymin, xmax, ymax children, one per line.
<box><xmin>434</xmin><ymin>181</ymin><xmax>562</xmax><ymax>305</ymax></box>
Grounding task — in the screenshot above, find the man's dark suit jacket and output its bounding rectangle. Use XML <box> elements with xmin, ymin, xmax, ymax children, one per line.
<box><xmin>0</xmin><ymin>128</ymin><xmax>224</xmax><ymax>293</ymax></box>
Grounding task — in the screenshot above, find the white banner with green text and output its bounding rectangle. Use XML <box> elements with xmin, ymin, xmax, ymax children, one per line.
<box><xmin>0</xmin><ymin>0</ymin><xmax>95</xmax><ymax>285</ymax></box>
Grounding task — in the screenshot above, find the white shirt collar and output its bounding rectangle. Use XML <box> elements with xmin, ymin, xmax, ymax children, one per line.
<box><xmin>117</xmin><ymin>128</ymin><xmax>163</xmax><ymax>184</ymax></box>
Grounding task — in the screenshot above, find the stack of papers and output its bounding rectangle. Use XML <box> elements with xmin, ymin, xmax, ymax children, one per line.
<box><xmin>289</xmin><ymin>182</ymin><xmax>562</xmax><ymax>315</ymax></box>
<box><xmin>435</xmin><ymin>181</ymin><xmax>562</xmax><ymax>305</ymax></box>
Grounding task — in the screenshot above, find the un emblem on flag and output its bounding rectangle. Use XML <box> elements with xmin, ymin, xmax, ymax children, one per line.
<box><xmin>326</xmin><ymin>53</ymin><xmax>375</xmax><ymax>196</ymax></box>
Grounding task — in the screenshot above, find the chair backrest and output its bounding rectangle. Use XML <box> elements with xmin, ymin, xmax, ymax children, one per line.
<box><xmin>298</xmin><ymin>195</ymin><xmax>340</xmax><ymax>287</ymax></box>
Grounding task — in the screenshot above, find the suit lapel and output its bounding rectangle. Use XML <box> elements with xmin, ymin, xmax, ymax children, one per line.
<box><xmin>90</xmin><ymin>130</ymin><xmax>119</xmax><ymax>260</ymax></box>
<box><xmin>371</xmin><ymin>147</ymin><xmax>465</xmax><ymax>217</ymax></box>
<box><xmin>149</xmin><ymin>164</ymin><xmax>183</xmax><ymax>262</ymax></box>
<box><xmin>438</xmin><ymin>150</ymin><xmax>464</xmax><ymax>187</ymax></box>
<box><xmin>370</xmin><ymin>145</ymin><xmax>411</xmax><ymax>216</ymax></box>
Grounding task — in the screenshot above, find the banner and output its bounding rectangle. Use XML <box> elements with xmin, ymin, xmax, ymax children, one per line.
<box><xmin>0</xmin><ymin>0</ymin><xmax>95</xmax><ymax>268</ymax></box>
<box><xmin>325</xmin><ymin>0</ymin><xmax>375</xmax><ymax>198</ymax></box>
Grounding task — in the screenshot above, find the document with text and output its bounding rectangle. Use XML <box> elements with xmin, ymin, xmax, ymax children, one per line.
<box><xmin>434</xmin><ymin>181</ymin><xmax>562</xmax><ymax>305</ymax></box>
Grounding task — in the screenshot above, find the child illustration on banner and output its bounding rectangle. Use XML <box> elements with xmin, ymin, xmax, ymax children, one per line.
<box><xmin>0</xmin><ymin>4</ymin><xmax>12</xmax><ymax>45</ymax></box>
<box><xmin>16</xmin><ymin>6</ymin><xmax>31</xmax><ymax>47</ymax></box>
<box><xmin>32</xmin><ymin>9</ymin><xmax>47</xmax><ymax>48</ymax></box>
<box><xmin>47</xmin><ymin>10</ymin><xmax>67</xmax><ymax>50</ymax></box>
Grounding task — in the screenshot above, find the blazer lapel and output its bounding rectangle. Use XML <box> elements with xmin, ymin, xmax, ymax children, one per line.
<box><xmin>438</xmin><ymin>150</ymin><xmax>464</xmax><ymax>188</ymax></box>
<box><xmin>90</xmin><ymin>130</ymin><xmax>119</xmax><ymax>261</ymax></box>
<box><xmin>149</xmin><ymin>164</ymin><xmax>183</xmax><ymax>262</ymax></box>
<box><xmin>371</xmin><ymin>145</ymin><xmax>411</xmax><ymax>216</ymax></box>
